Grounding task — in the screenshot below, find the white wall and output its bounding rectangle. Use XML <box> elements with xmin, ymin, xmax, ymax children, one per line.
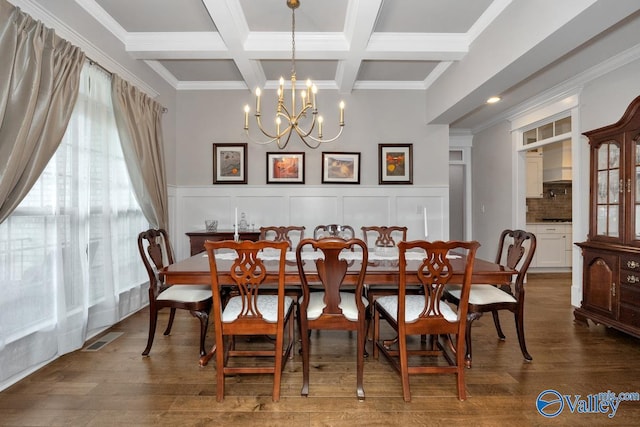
<box><xmin>581</xmin><ymin>58</ymin><xmax>640</xmax><ymax>131</ymax></box>
<box><xmin>174</xmin><ymin>89</ymin><xmax>447</xmax><ymax>186</ymax></box>
<box><xmin>470</xmin><ymin>121</ymin><xmax>514</xmax><ymax>260</ymax></box>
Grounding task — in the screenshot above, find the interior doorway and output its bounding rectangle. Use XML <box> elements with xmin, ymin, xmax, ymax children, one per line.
<box><xmin>448</xmin><ymin>143</ymin><xmax>471</xmax><ymax>241</ymax></box>
<box><xmin>449</xmin><ymin>163</ymin><xmax>465</xmax><ymax>241</ymax></box>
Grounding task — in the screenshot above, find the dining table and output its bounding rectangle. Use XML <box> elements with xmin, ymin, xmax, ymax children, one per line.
<box><xmin>162</xmin><ymin>249</ymin><xmax>515</xmax><ymax>286</ymax></box>
<box><xmin>160</xmin><ymin>248</ymin><xmax>516</xmax><ymax>365</ymax></box>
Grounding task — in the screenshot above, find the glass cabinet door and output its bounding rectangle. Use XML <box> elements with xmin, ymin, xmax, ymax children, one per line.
<box><xmin>595</xmin><ymin>141</ymin><xmax>620</xmax><ymax>238</ymax></box>
<box><xmin>634</xmin><ymin>139</ymin><xmax>640</xmax><ymax>241</ymax></box>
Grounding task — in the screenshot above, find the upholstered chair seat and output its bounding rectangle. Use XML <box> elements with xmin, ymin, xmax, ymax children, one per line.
<box><xmin>223</xmin><ymin>295</ymin><xmax>294</xmax><ymax>323</ymax></box>
<box><xmin>303</xmin><ymin>291</ymin><xmax>368</xmax><ymax>321</ymax></box>
<box><xmin>157</xmin><ymin>285</ymin><xmax>212</xmax><ymax>303</ymax></box>
<box><xmin>377</xmin><ymin>295</ymin><xmax>458</xmax><ymax>322</ymax></box>
<box><xmin>445</xmin><ymin>284</ymin><xmax>517</xmax><ymax>305</ymax></box>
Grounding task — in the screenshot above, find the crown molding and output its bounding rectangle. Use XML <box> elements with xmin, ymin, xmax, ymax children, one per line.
<box><xmin>11</xmin><ymin>0</ymin><xmax>159</xmax><ymax>97</ymax></box>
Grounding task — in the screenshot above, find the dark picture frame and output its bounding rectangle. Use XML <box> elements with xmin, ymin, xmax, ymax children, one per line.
<box><xmin>266</xmin><ymin>152</ymin><xmax>305</xmax><ymax>184</ymax></box>
<box><xmin>213</xmin><ymin>143</ymin><xmax>247</xmax><ymax>184</ymax></box>
<box><xmin>322</xmin><ymin>152</ymin><xmax>360</xmax><ymax>184</ymax></box>
<box><xmin>379</xmin><ymin>143</ymin><xmax>413</xmax><ymax>184</ymax></box>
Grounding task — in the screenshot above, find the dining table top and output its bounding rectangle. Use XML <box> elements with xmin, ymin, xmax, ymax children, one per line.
<box><xmin>161</xmin><ymin>250</ymin><xmax>516</xmax><ymax>286</ymax></box>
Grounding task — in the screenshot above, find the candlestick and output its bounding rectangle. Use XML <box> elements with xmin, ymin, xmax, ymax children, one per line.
<box><xmin>234</xmin><ymin>207</ymin><xmax>238</xmax><ymax>240</ymax></box>
<box><xmin>423</xmin><ymin>207</ymin><xmax>428</xmax><ymax>239</ymax></box>
<box><xmin>311</xmin><ymin>84</ymin><xmax>317</xmax><ymax>109</ymax></box>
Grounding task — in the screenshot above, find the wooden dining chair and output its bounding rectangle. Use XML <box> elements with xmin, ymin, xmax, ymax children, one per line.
<box><xmin>259</xmin><ymin>225</ymin><xmax>305</xmax><ymax>250</ymax></box>
<box><xmin>137</xmin><ymin>229</ymin><xmax>212</xmax><ymax>357</ymax></box>
<box><xmin>373</xmin><ymin>240</ymin><xmax>480</xmax><ymax>402</ymax></box>
<box><xmin>204</xmin><ymin>239</ymin><xmax>295</xmax><ymax>402</ymax></box>
<box><xmin>361</xmin><ymin>226</ymin><xmax>407</xmax><ymax>250</ymax></box>
<box><xmin>296</xmin><ymin>237</ymin><xmax>369</xmax><ymax>400</ymax></box>
<box><xmin>443</xmin><ymin>229</ymin><xmax>536</xmax><ymax>367</ymax></box>
<box><xmin>259</xmin><ymin>225</ymin><xmax>306</xmax><ymax>301</ymax></box>
<box><xmin>313</xmin><ymin>224</ymin><xmax>355</xmax><ymax>239</ymax></box>
<box><xmin>361</xmin><ymin>226</ymin><xmax>411</xmax><ymax>338</ymax></box>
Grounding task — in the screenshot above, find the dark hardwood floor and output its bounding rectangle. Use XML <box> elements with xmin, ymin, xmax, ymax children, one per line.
<box><xmin>2</xmin><ymin>273</ymin><xmax>640</xmax><ymax>426</ymax></box>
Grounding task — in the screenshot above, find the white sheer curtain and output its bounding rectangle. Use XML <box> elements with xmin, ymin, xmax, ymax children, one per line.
<box><xmin>0</xmin><ymin>63</ymin><xmax>149</xmax><ymax>390</ymax></box>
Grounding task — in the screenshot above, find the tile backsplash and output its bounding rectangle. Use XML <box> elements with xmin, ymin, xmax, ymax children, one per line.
<box><xmin>526</xmin><ymin>182</ymin><xmax>572</xmax><ymax>222</ymax></box>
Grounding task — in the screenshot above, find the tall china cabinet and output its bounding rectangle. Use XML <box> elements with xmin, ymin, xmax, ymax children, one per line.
<box><xmin>576</xmin><ymin>95</ymin><xmax>640</xmax><ymax>338</ymax></box>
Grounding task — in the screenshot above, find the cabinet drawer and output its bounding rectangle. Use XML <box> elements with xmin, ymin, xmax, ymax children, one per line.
<box><xmin>620</xmin><ymin>256</ymin><xmax>640</xmax><ymax>272</ymax></box>
<box><xmin>620</xmin><ymin>269</ymin><xmax>640</xmax><ymax>285</ymax></box>
<box><xmin>620</xmin><ymin>283</ymin><xmax>640</xmax><ymax>308</ymax></box>
<box><xmin>619</xmin><ymin>304</ymin><xmax>640</xmax><ymax>328</ymax></box>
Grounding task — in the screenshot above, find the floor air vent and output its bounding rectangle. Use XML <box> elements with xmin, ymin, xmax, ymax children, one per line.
<box><xmin>82</xmin><ymin>332</ymin><xmax>123</xmax><ymax>352</ymax></box>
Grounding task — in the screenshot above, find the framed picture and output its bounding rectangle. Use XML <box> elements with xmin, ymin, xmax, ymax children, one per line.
<box><xmin>266</xmin><ymin>152</ymin><xmax>305</xmax><ymax>184</ymax></box>
<box><xmin>213</xmin><ymin>143</ymin><xmax>247</xmax><ymax>184</ymax></box>
<box><xmin>379</xmin><ymin>143</ymin><xmax>413</xmax><ymax>184</ymax></box>
<box><xmin>322</xmin><ymin>152</ymin><xmax>360</xmax><ymax>184</ymax></box>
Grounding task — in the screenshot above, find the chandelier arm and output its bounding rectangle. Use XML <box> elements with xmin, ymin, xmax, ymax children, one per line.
<box><xmin>244</xmin><ymin>129</ymin><xmax>280</xmax><ymax>145</ymax></box>
<box><xmin>277</xmin><ymin>108</ymin><xmax>292</xmax><ymax>122</ymax></box>
<box><xmin>293</xmin><ymin>127</ymin><xmax>324</xmax><ymax>149</ymax></box>
<box><xmin>303</xmin><ymin>126</ymin><xmax>344</xmax><ymax>144</ymax></box>
<box><xmin>291</xmin><ymin>106</ymin><xmax>317</xmax><ymax>138</ymax></box>
<box><xmin>255</xmin><ymin>114</ymin><xmax>294</xmax><ymax>140</ymax></box>
<box><xmin>244</xmin><ymin>127</ymin><xmax>294</xmax><ymax>146</ymax></box>
<box><xmin>246</xmin><ymin>122</ymin><xmax>294</xmax><ymax>145</ymax></box>
<box><xmin>277</xmin><ymin>128</ymin><xmax>295</xmax><ymax>149</ymax></box>
<box><xmin>254</xmin><ymin>115</ymin><xmax>280</xmax><ymax>140</ymax></box>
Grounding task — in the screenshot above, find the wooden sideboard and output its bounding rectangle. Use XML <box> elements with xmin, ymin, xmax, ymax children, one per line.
<box><xmin>186</xmin><ymin>230</ymin><xmax>261</xmax><ymax>255</ymax></box>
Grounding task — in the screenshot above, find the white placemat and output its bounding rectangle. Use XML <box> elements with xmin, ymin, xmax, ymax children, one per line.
<box><xmin>205</xmin><ymin>250</ymin><xmax>460</xmax><ymax>261</ymax></box>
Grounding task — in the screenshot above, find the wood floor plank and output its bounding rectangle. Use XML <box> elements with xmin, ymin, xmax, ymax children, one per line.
<box><xmin>2</xmin><ymin>273</ymin><xmax>640</xmax><ymax>426</ymax></box>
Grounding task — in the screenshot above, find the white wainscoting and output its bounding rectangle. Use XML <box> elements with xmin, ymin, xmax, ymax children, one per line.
<box><xmin>169</xmin><ymin>185</ymin><xmax>449</xmax><ymax>260</ymax></box>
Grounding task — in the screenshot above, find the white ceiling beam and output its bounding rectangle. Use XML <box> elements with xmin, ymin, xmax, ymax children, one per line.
<box><xmin>336</xmin><ymin>0</ymin><xmax>384</xmax><ymax>93</ymax></box>
<box><xmin>366</xmin><ymin>33</ymin><xmax>468</xmax><ymax>58</ymax></box>
<box><xmin>126</xmin><ymin>32</ymin><xmax>230</xmax><ymax>59</ymax></box>
<box><xmin>201</xmin><ymin>0</ymin><xmax>261</xmax><ymax>91</ymax></box>
<box><xmin>244</xmin><ymin>32</ymin><xmax>348</xmax><ymax>58</ymax></box>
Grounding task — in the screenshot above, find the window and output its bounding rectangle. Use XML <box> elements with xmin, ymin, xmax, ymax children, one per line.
<box><xmin>0</xmin><ymin>64</ymin><xmax>149</xmax><ymax>386</ymax></box>
<box><xmin>523</xmin><ymin>117</ymin><xmax>572</xmax><ymax>145</ymax></box>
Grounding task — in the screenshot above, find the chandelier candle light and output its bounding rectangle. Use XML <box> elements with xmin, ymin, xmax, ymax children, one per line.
<box><xmin>243</xmin><ymin>0</ymin><xmax>345</xmax><ymax>149</ymax></box>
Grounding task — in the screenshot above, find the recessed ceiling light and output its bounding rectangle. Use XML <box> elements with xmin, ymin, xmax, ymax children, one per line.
<box><xmin>486</xmin><ymin>96</ymin><xmax>501</xmax><ymax>104</ymax></box>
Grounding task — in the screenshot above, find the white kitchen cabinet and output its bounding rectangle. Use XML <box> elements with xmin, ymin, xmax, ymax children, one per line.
<box><xmin>526</xmin><ymin>151</ymin><xmax>543</xmax><ymax>198</ymax></box>
<box><xmin>527</xmin><ymin>223</ymin><xmax>572</xmax><ymax>268</ymax></box>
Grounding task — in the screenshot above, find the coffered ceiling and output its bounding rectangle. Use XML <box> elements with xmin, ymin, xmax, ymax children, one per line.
<box><xmin>20</xmin><ymin>0</ymin><xmax>640</xmax><ymax>130</ymax></box>
<box><xmin>86</xmin><ymin>0</ymin><xmax>498</xmax><ymax>91</ymax></box>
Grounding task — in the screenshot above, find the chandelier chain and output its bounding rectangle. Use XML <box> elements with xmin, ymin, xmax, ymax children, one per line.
<box><xmin>291</xmin><ymin>6</ymin><xmax>296</xmax><ymax>78</ymax></box>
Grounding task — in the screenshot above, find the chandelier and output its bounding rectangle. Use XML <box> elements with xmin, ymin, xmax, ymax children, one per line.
<box><xmin>243</xmin><ymin>0</ymin><xmax>345</xmax><ymax>149</ymax></box>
